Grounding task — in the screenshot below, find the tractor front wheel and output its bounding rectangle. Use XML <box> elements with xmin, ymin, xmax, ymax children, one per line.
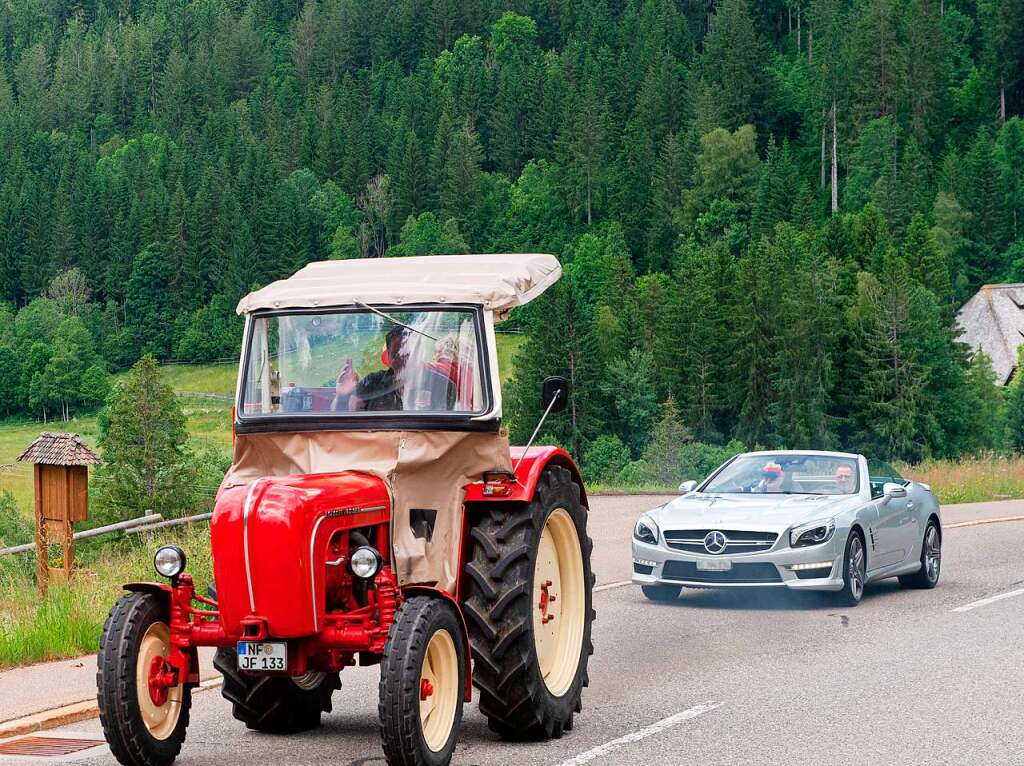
<box><xmin>97</xmin><ymin>592</ymin><xmax>192</xmax><ymax>766</ymax></box>
<box><xmin>379</xmin><ymin>596</ymin><xmax>466</xmax><ymax>766</ymax></box>
<box><xmin>213</xmin><ymin>649</ymin><xmax>339</xmax><ymax>733</ymax></box>
<box><xmin>463</xmin><ymin>466</ymin><xmax>595</xmax><ymax>740</ymax></box>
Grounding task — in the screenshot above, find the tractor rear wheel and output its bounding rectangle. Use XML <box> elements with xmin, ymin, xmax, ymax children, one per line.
<box><xmin>97</xmin><ymin>592</ymin><xmax>191</xmax><ymax>766</ymax></box>
<box><xmin>213</xmin><ymin>649</ymin><xmax>339</xmax><ymax>733</ymax></box>
<box><xmin>463</xmin><ymin>465</ymin><xmax>595</xmax><ymax>740</ymax></box>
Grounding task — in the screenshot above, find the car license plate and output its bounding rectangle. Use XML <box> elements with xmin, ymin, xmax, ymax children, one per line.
<box><xmin>237</xmin><ymin>642</ymin><xmax>287</xmax><ymax>671</ymax></box>
<box><xmin>697</xmin><ymin>558</ymin><xmax>733</xmax><ymax>571</ymax></box>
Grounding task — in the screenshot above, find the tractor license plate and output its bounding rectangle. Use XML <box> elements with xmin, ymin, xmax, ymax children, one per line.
<box><xmin>237</xmin><ymin>642</ymin><xmax>287</xmax><ymax>672</ymax></box>
<box><xmin>697</xmin><ymin>558</ymin><xmax>732</xmax><ymax>571</ymax></box>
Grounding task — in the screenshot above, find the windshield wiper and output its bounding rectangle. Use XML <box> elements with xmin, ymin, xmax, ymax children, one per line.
<box><xmin>355</xmin><ymin>301</ymin><xmax>438</xmax><ymax>342</ymax></box>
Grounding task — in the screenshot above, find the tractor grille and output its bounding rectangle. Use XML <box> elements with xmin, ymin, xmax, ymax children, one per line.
<box><xmin>662</xmin><ymin>560</ymin><xmax>782</xmax><ymax>584</ymax></box>
<box><xmin>662</xmin><ymin>529</ymin><xmax>778</xmax><ymax>555</ymax></box>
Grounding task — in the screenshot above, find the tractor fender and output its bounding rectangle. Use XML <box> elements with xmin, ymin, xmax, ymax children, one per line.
<box><xmin>401</xmin><ymin>585</ymin><xmax>474</xmax><ymax>701</ymax></box>
<box><xmin>123</xmin><ymin>581</ymin><xmax>173</xmax><ymax>605</ymax></box>
<box><xmin>464</xmin><ymin>446</ymin><xmax>588</xmax><ymax>507</ymax></box>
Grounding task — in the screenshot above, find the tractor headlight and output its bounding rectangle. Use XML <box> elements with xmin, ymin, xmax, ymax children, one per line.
<box><xmin>633</xmin><ymin>516</ymin><xmax>659</xmax><ymax>546</ymax></box>
<box><xmin>154</xmin><ymin>545</ymin><xmax>186</xmax><ymax>579</ymax></box>
<box><xmin>790</xmin><ymin>519</ymin><xmax>836</xmax><ymax>548</ymax></box>
<box><xmin>350</xmin><ymin>546</ymin><xmax>382</xmax><ymax>579</ymax></box>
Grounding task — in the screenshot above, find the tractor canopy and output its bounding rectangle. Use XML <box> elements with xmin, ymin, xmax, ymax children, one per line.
<box><xmin>220</xmin><ymin>254</ymin><xmax>561</xmax><ymax>593</ymax></box>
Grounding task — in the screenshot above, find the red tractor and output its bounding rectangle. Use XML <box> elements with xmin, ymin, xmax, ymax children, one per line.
<box><xmin>96</xmin><ymin>254</ymin><xmax>595</xmax><ymax>766</ymax></box>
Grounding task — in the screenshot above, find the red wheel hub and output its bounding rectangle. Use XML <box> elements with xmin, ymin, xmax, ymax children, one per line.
<box><xmin>538</xmin><ymin>579</ymin><xmax>556</xmax><ymax>624</ymax></box>
<box><xmin>147</xmin><ymin>657</ymin><xmax>175</xmax><ymax>707</ymax></box>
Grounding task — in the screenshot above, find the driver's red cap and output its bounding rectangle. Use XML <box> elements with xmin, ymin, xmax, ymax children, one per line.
<box><xmin>761</xmin><ymin>462</ymin><xmax>783</xmax><ymax>477</ymax></box>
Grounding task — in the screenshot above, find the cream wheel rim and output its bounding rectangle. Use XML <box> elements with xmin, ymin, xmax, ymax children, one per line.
<box><xmin>533</xmin><ymin>507</ymin><xmax>586</xmax><ymax>697</ymax></box>
<box><xmin>419</xmin><ymin>629</ymin><xmax>459</xmax><ymax>752</ymax></box>
<box><xmin>136</xmin><ymin>622</ymin><xmax>183</xmax><ymax>740</ymax></box>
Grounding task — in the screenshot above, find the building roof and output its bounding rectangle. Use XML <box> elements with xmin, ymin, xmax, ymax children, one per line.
<box><xmin>235</xmin><ymin>254</ymin><xmax>562</xmax><ymax>321</ymax></box>
<box><xmin>17</xmin><ymin>432</ymin><xmax>101</xmax><ymax>466</ymax></box>
<box><xmin>956</xmin><ymin>283</ymin><xmax>1024</xmax><ymax>385</ymax></box>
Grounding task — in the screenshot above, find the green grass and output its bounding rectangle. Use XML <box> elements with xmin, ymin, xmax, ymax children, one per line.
<box><xmin>0</xmin><ymin>524</ymin><xmax>213</xmax><ymax>668</ymax></box>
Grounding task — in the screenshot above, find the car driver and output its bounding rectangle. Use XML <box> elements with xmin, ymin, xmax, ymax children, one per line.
<box><xmin>835</xmin><ymin>464</ymin><xmax>855</xmax><ymax>494</ymax></box>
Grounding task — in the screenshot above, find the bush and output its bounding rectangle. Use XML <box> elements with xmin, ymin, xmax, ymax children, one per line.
<box><xmin>0</xmin><ymin>491</ymin><xmax>31</xmax><ymax>547</ymax></box>
<box><xmin>582</xmin><ymin>435</ymin><xmax>631</xmax><ymax>483</ymax></box>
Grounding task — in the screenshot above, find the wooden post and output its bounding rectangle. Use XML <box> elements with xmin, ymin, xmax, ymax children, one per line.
<box><xmin>34</xmin><ymin>464</ymin><xmax>47</xmax><ymax>597</ymax></box>
<box><xmin>17</xmin><ymin>433</ymin><xmax>101</xmax><ymax>598</ymax></box>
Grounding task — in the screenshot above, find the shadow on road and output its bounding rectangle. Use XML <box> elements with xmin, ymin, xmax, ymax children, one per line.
<box><xmin>644</xmin><ymin>581</ymin><xmax>904</xmax><ymax>611</ymax></box>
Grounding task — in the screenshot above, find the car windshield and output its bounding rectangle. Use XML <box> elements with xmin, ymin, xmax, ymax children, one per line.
<box><xmin>240</xmin><ymin>308</ymin><xmax>486</xmax><ymax>417</ymax></box>
<box><xmin>702</xmin><ymin>454</ymin><xmax>860</xmax><ymax>496</ymax></box>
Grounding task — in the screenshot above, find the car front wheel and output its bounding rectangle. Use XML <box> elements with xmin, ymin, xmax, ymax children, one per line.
<box><xmin>836</xmin><ymin>532</ymin><xmax>866</xmax><ymax>607</ymax></box>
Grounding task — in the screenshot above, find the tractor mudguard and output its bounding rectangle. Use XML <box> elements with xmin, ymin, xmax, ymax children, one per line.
<box><xmin>464</xmin><ymin>446</ymin><xmax>588</xmax><ymax>507</ymax></box>
<box><xmin>401</xmin><ymin>585</ymin><xmax>474</xmax><ymax>701</ymax></box>
<box><xmin>123</xmin><ymin>581</ymin><xmax>173</xmax><ymax>604</ymax></box>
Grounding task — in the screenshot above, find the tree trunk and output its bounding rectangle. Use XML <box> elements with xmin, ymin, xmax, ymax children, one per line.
<box><xmin>1000</xmin><ymin>81</ymin><xmax>1006</xmax><ymax>122</ymax></box>
<box><xmin>807</xmin><ymin>23</ymin><xmax>813</xmax><ymax>62</ymax></box>
<box><xmin>820</xmin><ymin>110</ymin><xmax>827</xmax><ymax>189</ymax></box>
<box><xmin>586</xmin><ymin>168</ymin><xmax>593</xmax><ymax>226</ymax></box>
<box><xmin>797</xmin><ymin>8</ymin><xmax>801</xmax><ymax>53</ymax></box>
<box><xmin>831</xmin><ymin>100</ymin><xmax>839</xmax><ymax>214</ymax></box>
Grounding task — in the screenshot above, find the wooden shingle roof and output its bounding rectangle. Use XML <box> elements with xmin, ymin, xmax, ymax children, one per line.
<box><xmin>957</xmin><ymin>284</ymin><xmax>1024</xmax><ymax>386</ymax></box>
<box><xmin>16</xmin><ymin>432</ymin><xmax>101</xmax><ymax>466</ymax></box>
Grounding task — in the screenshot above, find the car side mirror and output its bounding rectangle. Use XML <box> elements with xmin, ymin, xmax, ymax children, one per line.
<box><xmin>882</xmin><ymin>482</ymin><xmax>907</xmax><ymax>501</ymax></box>
<box><xmin>541</xmin><ymin>376</ymin><xmax>569</xmax><ymax>413</ymax></box>
<box><xmin>679</xmin><ymin>480</ymin><xmax>698</xmax><ymax>494</ymax></box>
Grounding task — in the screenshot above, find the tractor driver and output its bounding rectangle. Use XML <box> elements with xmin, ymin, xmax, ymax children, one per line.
<box><xmin>331</xmin><ymin>326</ymin><xmax>410</xmax><ymax>412</ymax></box>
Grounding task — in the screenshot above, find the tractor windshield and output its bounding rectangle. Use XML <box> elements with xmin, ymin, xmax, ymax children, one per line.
<box><xmin>240</xmin><ymin>308</ymin><xmax>488</xmax><ymax>417</ymax></box>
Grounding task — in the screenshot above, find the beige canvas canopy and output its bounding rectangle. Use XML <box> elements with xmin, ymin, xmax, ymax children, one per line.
<box><xmin>236</xmin><ymin>253</ymin><xmax>561</xmax><ymax>321</ymax></box>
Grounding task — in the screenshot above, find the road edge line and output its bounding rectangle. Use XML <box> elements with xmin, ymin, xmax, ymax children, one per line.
<box><xmin>0</xmin><ymin>676</ymin><xmax>222</xmax><ymax>742</ymax></box>
<box><xmin>945</xmin><ymin>515</ymin><xmax>1024</xmax><ymax>529</ymax></box>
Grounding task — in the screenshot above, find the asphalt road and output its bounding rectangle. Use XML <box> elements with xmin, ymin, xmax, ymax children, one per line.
<box><xmin>7</xmin><ymin>495</ymin><xmax>1024</xmax><ymax>766</ymax></box>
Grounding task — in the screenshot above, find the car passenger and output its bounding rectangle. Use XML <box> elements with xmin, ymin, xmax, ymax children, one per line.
<box><xmin>754</xmin><ymin>462</ymin><xmax>786</xmax><ymax>493</ymax></box>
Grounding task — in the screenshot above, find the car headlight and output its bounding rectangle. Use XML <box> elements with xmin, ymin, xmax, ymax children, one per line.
<box><xmin>154</xmin><ymin>545</ymin><xmax>186</xmax><ymax>579</ymax></box>
<box><xmin>350</xmin><ymin>546</ymin><xmax>382</xmax><ymax>579</ymax></box>
<box><xmin>633</xmin><ymin>516</ymin><xmax>659</xmax><ymax>545</ymax></box>
<box><xmin>790</xmin><ymin>519</ymin><xmax>836</xmax><ymax>548</ymax></box>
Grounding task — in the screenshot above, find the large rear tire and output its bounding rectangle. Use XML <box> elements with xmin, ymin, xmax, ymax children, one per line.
<box><xmin>379</xmin><ymin>596</ymin><xmax>466</xmax><ymax>766</ymax></box>
<box><xmin>463</xmin><ymin>466</ymin><xmax>595</xmax><ymax>740</ymax></box>
<box><xmin>213</xmin><ymin>649</ymin><xmax>339</xmax><ymax>733</ymax></box>
<box><xmin>97</xmin><ymin>592</ymin><xmax>192</xmax><ymax>766</ymax></box>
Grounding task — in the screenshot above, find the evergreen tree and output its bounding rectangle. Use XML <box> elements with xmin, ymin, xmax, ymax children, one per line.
<box><xmin>94</xmin><ymin>355</ymin><xmax>198</xmax><ymax>520</ymax></box>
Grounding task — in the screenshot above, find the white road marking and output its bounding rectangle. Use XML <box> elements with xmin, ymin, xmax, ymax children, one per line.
<box><xmin>945</xmin><ymin>515</ymin><xmax>1024</xmax><ymax>529</ymax></box>
<box><xmin>553</xmin><ymin>702</ymin><xmax>724</xmax><ymax>766</ymax></box>
<box><xmin>594</xmin><ymin>580</ymin><xmax>632</xmax><ymax>592</ymax></box>
<box><xmin>953</xmin><ymin>587</ymin><xmax>1024</xmax><ymax>613</ymax></box>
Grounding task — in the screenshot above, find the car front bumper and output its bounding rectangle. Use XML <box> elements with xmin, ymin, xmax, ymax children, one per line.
<box><xmin>631</xmin><ymin>536</ymin><xmax>846</xmax><ymax>592</ymax></box>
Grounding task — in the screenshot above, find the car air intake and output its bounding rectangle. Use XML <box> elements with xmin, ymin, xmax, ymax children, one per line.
<box><xmin>661</xmin><ymin>560</ymin><xmax>782</xmax><ymax>584</ymax></box>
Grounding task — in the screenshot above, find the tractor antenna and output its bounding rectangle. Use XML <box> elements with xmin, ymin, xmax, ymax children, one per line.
<box><xmin>512</xmin><ymin>390</ymin><xmax>562</xmax><ymax>476</ymax></box>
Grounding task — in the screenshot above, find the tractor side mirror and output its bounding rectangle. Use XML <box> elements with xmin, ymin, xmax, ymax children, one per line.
<box><xmin>679</xmin><ymin>480</ymin><xmax>698</xmax><ymax>494</ymax></box>
<box><xmin>541</xmin><ymin>376</ymin><xmax>569</xmax><ymax>413</ymax></box>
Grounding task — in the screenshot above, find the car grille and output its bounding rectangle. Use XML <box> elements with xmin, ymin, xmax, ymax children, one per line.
<box><xmin>633</xmin><ymin>562</ymin><xmax>654</xmax><ymax>575</ymax></box>
<box><xmin>662</xmin><ymin>529</ymin><xmax>778</xmax><ymax>555</ymax></box>
<box><xmin>662</xmin><ymin>560</ymin><xmax>782</xmax><ymax>584</ymax></box>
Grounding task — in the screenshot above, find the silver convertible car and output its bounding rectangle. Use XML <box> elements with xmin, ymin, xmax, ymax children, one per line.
<box><xmin>631</xmin><ymin>451</ymin><xmax>942</xmax><ymax>606</ymax></box>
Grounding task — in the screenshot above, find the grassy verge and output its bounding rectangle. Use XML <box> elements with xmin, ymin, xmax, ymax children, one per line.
<box><xmin>900</xmin><ymin>455</ymin><xmax>1024</xmax><ymax>505</ymax></box>
<box><xmin>0</xmin><ymin>524</ymin><xmax>213</xmax><ymax>669</ymax></box>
